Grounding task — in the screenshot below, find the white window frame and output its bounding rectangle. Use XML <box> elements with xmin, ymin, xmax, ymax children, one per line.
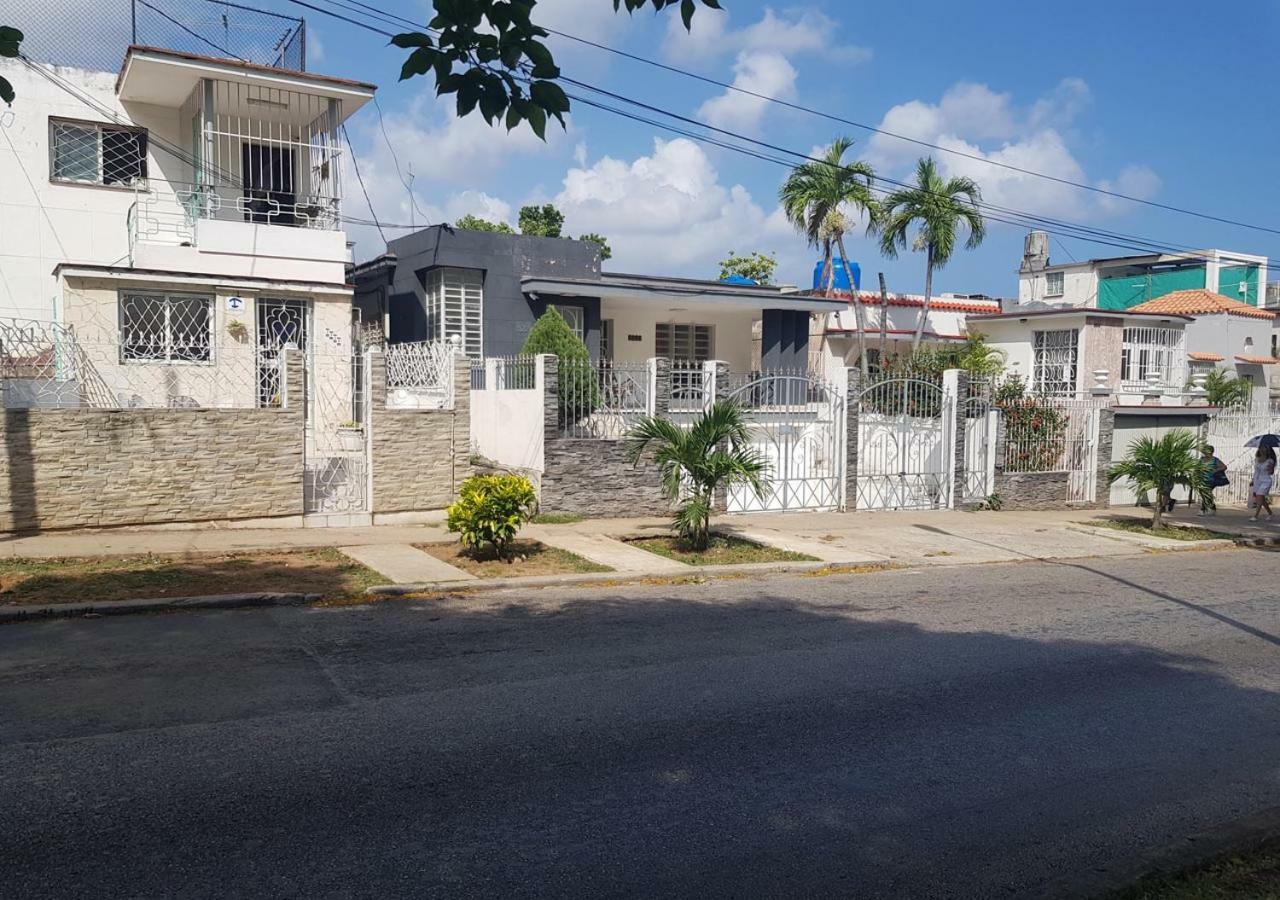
<box><xmin>50</xmin><ymin>118</ymin><xmax>149</xmax><ymax>189</ymax></box>
<box><xmin>549</xmin><ymin>304</ymin><xmax>585</xmax><ymax>341</ymax></box>
<box><xmin>424</xmin><ymin>267</ymin><xmax>483</xmax><ymax>358</ymax></box>
<box><xmin>600</xmin><ymin>318</ymin><xmax>615</xmax><ymax>361</ymax></box>
<box><xmin>1120</xmin><ymin>326</ymin><xmax>1186</xmax><ymax>391</ymax></box>
<box><xmin>1032</xmin><ymin>328</ymin><xmax>1078</xmax><ymax>395</ymax></box>
<box><xmin>118</xmin><ymin>292</ymin><xmax>215</xmax><ymax>365</ymax></box>
<box><xmin>1044</xmin><ymin>271</ymin><xmax>1065</xmax><ymax>298</ymax></box>
<box><xmin>655</xmin><ymin>322</ymin><xmax>714</xmax><ymax>363</ymax></box>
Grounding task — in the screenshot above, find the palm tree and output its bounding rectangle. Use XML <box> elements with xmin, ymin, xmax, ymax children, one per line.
<box><xmin>1194</xmin><ymin>368</ymin><xmax>1253</xmax><ymax>409</ymax></box>
<box><xmin>1108</xmin><ymin>429</ymin><xmax>1211</xmax><ymax>529</ymax></box>
<box><xmin>626</xmin><ymin>401</ymin><xmax>767</xmax><ymax>550</ymax></box>
<box><xmin>780</xmin><ymin>137</ymin><xmax>878</xmax><ymax>375</ymax></box>
<box><xmin>875</xmin><ymin>157</ymin><xmax>986</xmax><ymax>351</ymax></box>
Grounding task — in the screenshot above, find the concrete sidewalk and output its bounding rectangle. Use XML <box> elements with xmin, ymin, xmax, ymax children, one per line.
<box><xmin>2</xmin><ymin>505</ymin><xmax>1266</xmax><ymax>580</ymax></box>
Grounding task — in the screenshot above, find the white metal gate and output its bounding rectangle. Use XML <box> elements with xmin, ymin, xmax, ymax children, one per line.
<box><xmin>303</xmin><ymin>348</ymin><xmax>371</xmax><ymax>518</ymax></box>
<box><xmin>1205</xmin><ymin>406</ymin><xmax>1280</xmax><ymax>506</ymax></box>
<box><xmin>724</xmin><ymin>373</ymin><xmax>845</xmax><ymax>513</ymax></box>
<box><xmin>857</xmin><ymin>377</ymin><xmax>952</xmax><ymax>510</ymax></box>
<box><xmin>961</xmin><ymin>378</ymin><xmax>997</xmax><ymax>504</ymax></box>
<box><xmin>1001</xmin><ymin>397</ymin><xmax>1100</xmax><ymax>503</ymax></box>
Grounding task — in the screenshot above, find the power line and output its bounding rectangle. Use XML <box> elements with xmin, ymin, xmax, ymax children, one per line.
<box><xmin>342</xmin><ymin>123</ymin><xmax>387</xmax><ymax>243</ymax></box>
<box><xmin>136</xmin><ymin>0</ymin><xmax>246</xmax><ymax>61</ymax></box>
<box><xmin>540</xmin><ymin>26</ymin><xmax>1280</xmax><ymax>239</ymax></box>
<box><xmin>259</xmin><ymin>0</ymin><xmax>1278</xmax><ymax>263</ymax></box>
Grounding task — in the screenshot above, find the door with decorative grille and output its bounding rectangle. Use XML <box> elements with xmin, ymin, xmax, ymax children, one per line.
<box><xmin>856</xmin><ymin>377</ymin><xmax>953</xmax><ymax>511</ymax></box>
<box><xmin>724</xmin><ymin>374</ymin><xmax>846</xmax><ymax>513</ymax></box>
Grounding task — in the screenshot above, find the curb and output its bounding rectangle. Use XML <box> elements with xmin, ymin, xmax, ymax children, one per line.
<box><xmin>364</xmin><ymin>559</ymin><xmax>886</xmax><ymax>597</ymax></box>
<box><xmin>0</xmin><ymin>592</ymin><xmax>320</xmax><ymax>624</ymax></box>
<box><xmin>1064</xmin><ymin>523</ymin><xmax>1236</xmax><ymax>552</ymax></box>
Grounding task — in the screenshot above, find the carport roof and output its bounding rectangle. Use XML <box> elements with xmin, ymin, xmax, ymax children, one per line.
<box><xmin>520</xmin><ymin>274</ymin><xmax>846</xmax><ymax>311</ymax></box>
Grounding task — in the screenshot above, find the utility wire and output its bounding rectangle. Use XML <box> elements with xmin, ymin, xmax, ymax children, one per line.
<box><xmin>342</xmin><ymin>123</ymin><xmax>387</xmax><ymax>243</ymax></box>
<box><xmin>292</xmin><ymin>0</ymin><xmax>1280</xmax><ymax>239</ymax></box>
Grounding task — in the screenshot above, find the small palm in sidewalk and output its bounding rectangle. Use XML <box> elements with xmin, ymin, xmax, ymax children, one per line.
<box><xmin>1108</xmin><ymin>429</ymin><xmax>1211</xmax><ymax>529</ymax></box>
<box><xmin>626</xmin><ymin>401</ymin><xmax>767</xmax><ymax>551</ymax></box>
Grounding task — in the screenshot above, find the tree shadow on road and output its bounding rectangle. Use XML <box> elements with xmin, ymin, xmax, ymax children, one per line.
<box><xmin>2</xmin><ymin>568</ymin><xmax>1279</xmax><ymax>899</ymax></box>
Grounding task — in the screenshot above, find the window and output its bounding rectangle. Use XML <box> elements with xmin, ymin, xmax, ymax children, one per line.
<box><xmin>549</xmin><ymin>304</ymin><xmax>584</xmax><ymax>340</ymax></box>
<box><xmin>1044</xmin><ymin>271</ymin><xmax>1065</xmax><ymax>297</ymax></box>
<box><xmin>655</xmin><ymin>323</ymin><xmax>713</xmax><ymax>362</ymax></box>
<box><xmin>601</xmin><ymin>319</ymin><xmax>614</xmax><ymax>361</ymax></box>
<box><xmin>424</xmin><ymin>267</ymin><xmax>483</xmax><ymax>358</ymax></box>
<box><xmin>119</xmin><ymin>293</ymin><xmax>213</xmax><ymax>363</ymax></box>
<box><xmin>1121</xmin><ymin>326</ymin><xmax>1185</xmax><ymax>389</ymax></box>
<box><xmin>51</xmin><ymin>119</ymin><xmax>147</xmax><ymax>187</ymax></box>
<box><xmin>1032</xmin><ymin>329</ymin><xmax>1078</xmax><ymax>395</ymax></box>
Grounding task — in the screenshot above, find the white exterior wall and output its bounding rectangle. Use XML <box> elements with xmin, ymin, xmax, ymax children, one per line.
<box><xmin>470</xmin><ymin>358</ymin><xmax>545</xmax><ymax>472</ymax></box>
<box><xmin>1018</xmin><ymin>265</ymin><xmax>1097</xmax><ymax>307</ymax></box>
<box><xmin>60</xmin><ymin>275</ymin><xmax>352</xmax><ymax>415</ymax></box>
<box><xmin>0</xmin><ymin>58</ymin><xmax>352</xmax><ymax>326</ymax></box>
<box><xmin>602</xmin><ymin>300</ymin><xmax>757</xmax><ymax>371</ymax></box>
<box><xmin>1183</xmin><ymin>313</ymin><xmax>1275</xmax><ymax>405</ymax></box>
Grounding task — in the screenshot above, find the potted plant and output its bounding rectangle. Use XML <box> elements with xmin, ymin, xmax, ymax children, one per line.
<box><xmin>337</xmin><ymin>420</ymin><xmax>364</xmax><ymax>451</ymax></box>
<box><xmin>226</xmin><ymin>320</ymin><xmax>249</xmax><ymax>342</ymax></box>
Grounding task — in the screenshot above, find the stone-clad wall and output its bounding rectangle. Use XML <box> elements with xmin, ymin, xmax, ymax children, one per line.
<box><xmin>538</xmin><ymin>355</ymin><xmax>672</xmax><ymax>517</ymax></box>
<box><xmin>369</xmin><ymin>353</ymin><xmax>471</xmax><ymax>514</ymax></box>
<box><xmin>541</xmin><ymin>438</ymin><xmax>670</xmax><ymax>517</ymax></box>
<box><xmin>992</xmin><ymin>471</ymin><xmax>1073</xmax><ymax>511</ymax></box>
<box><xmin>0</xmin><ymin>406</ymin><xmax>304</xmax><ymax>531</ymax></box>
<box><xmin>992</xmin><ymin>408</ymin><xmax>1115</xmax><ymax>511</ymax></box>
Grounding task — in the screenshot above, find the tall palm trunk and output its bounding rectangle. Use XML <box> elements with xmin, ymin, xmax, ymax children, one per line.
<box><xmin>835</xmin><ymin>234</ymin><xmax>869</xmax><ymax>376</ymax></box>
<box><xmin>911</xmin><ymin>242</ymin><xmax>935</xmax><ymax>351</ymax></box>
<box><xmin>877</xmin><ymin>272</ymin><xmax>889</xmax><ymax>370</ymax></box>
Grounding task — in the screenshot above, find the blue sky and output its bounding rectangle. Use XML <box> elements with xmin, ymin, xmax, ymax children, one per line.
<box><xmin>266</xmin><ymin>0</ymin><xmax>1280</xmax><ymax>295</ymax></box>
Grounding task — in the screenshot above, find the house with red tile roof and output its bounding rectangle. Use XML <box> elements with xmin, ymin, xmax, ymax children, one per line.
<box><xmin>1129</xmin><ymin>290</ymin><xmax>1278</xmax><ymax>405</ymax></box>
<box><xmin>807</xmin><ymin>289</ymin><xmax>1003</xmax><ymax>376</ymax></box>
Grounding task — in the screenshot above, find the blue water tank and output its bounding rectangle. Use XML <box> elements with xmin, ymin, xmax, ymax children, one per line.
<box><xmin>813</xmin><ymin>258</ymin><xmax>860</xmax><ymax>292</ymax></box>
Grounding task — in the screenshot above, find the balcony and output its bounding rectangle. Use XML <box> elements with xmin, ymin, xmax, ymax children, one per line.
<box><xmin>116</xmin><ymin>49</ymin><xmax>375</xmax><ymax>283</ymax></box>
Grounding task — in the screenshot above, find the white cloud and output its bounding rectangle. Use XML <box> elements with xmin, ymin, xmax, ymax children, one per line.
<box><xmin>551</xmin><ymin>137</ymin><xmax>801</xmax><ymax>277</ymax></box>
<box><xmin>663</xmin><ymin>6</ymin><xmax>871</xmax><ymax>66</ymax></box>
<box><xmin>696</xmin><ymin>51</ymin><xmax>797</xmax><ymax>134</ymax></box>
<box><xmin>1096</xmin><ymin>165</ymin><xmax>1162</xmax><ymax>214</ymax></box>
<box><xmin>342</xmin><ymin>91</ymin><xmax>572</xmax><ymax>259</ymax></box>
<box><xmin>867</xmin><ymin>78</ymin><xmax>1156</xmax><ymax>220</ymax></box>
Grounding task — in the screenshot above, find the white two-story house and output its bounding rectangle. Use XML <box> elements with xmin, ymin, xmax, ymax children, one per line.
<box><xmin>0</xmin><ymin>45</ymin><xmax>374</xmax><ymax>411</ymax></box>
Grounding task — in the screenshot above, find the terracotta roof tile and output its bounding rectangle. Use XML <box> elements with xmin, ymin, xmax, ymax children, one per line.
<box><xmin>1129</xmin><ymin>289</ymin><xmax>1276</xmax><ymax>320</ymax></box>
<box><xmin>1235</xmin><ymin>355</ymin><xmax>1280</xmax><ymax>365</ymax></box>
<box><xmin>1187</xmin><ymin>352</ymin><xmax>1224</xmax><ymax>362</ymax></box>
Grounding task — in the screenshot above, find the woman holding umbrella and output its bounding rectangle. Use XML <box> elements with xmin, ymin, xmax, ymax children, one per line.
<box><xmin>1247</xmin><ymin>433</ymin><xmax>1279</xmax><ymax>520</ymax></box>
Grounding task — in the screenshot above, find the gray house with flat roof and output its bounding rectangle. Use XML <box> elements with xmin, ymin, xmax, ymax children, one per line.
<box><xmin>352</xmin><ymin>226</ymin><xmax>843</xmax><ymax>372</ymax></box>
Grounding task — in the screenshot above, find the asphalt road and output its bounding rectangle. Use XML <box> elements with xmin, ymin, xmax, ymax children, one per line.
<box><xmin>2</xmin><ymin>548</ymin><xmax>1279</xmax><ymax>898</ymax></box>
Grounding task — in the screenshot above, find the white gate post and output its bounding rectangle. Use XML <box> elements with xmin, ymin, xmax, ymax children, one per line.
<box><xmin>984</xmin><ymin>409</ymin><xmax>999</xmax><ymax>499</ymax></box>
<box><xmin>838</xmin><ymin>366</ymin><xmax>852</xmax><ymax>511</ymax></box>
<box><xmin>364</xmin><ymin>346</ymin><xmax>375</xmax><ymax>514</ymax></box>
<box><xmin>702</xmin><ymin>359</ymin><xmax>719</xmax><ymax>412</ymax></box>
<box><xmin>646</xmin><ymin>357</ymin><xmax>659</xmax><ymax>417</ymax></box>
<box><xmin>942</xmin><ymin>370</ymin><xmax>960</xmax><ymax>509</ymax></box>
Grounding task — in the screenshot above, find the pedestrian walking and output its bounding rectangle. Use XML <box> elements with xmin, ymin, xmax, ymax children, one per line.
<box><xmin>1249</xmin><ymin>446</ymin><xmax>1276</xmax><ymax>521</ymax></box>
<box><xmin>1199</xmin><ymin>445</ymin><xmax>1228</xmax><ymax>516</ymax></box>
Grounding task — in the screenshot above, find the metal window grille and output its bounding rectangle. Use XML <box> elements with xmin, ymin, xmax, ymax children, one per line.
<box><xmin>424</xmin><ymin>268</ymin><xmax>484</xmax><ymax>359</ymax></box>
<box><xmin>119</xmin><ymin>293</ymin><xmax>213</xmax><ymax>363</ymax></box>
<box><xmin>1045</xmin><ymin>271</ymin><xmax>1064</xmax><ymax>297</ymax></box>
<box><xmin>385</xmin><ymin>340</ymin><xmax>455</xmax><ymax>409</ymax></box>
<box><xmin>669</xmin><ymin>361</ymin><xmax>711</xmax><ymax>412</ymax></box>
<box><xmin>1032</xmin><ymin>329</ymin><xmax>1078</xmax><ymax>395</ymax></box>
<box><xmin>50</xmin><ymin>119</ymin><xmax>148</xmax><ymax>187</ymax></box>
<box><xmin>1120</xmin><ymin>326</ymin><xmax>1185</xmax><ymax>391</ymax></box>
<box><xmin>549</xmin><ymin>304</ymin><xmax>585</xmax><ymax>340</ymax></box>
<box><xmin>655</xmin><ymin>323</ymin><xmax>712</xmax><ymax>361</ymax></box>
<box><xmin>176</xmin><ymin>78</ymin><xmax>342</xmax><ymax>230</ymax></box>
